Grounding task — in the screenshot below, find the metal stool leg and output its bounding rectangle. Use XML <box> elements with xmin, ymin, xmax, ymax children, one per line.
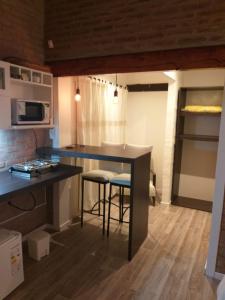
<box><xmin>152</xmin><ymin>196</ymin><xmax>156</xmax><ymax>206</ymax></box>
<box><xmin>119</xmin><ymin>186</ymin><xmax>122</xmax><ymax>222</ymax></box>
<box><xmin>102</xmin><ymin>183</ymin><xmax>106</xmax><ymax>235</ymax></box>
<box><xmin>98</xmin><ymin>183</ymin><xmax>101</xmax><ymax>216</ymax></box>
<box><xmin>81</xmin><ymin>177</ymin><xmax>84</xmax><ymax>227</ymax></box>
<box><xmin>107</xmin><ymin>183</ymin><xmax>112</xmax><ymax>237</ymax></box>
<box><xmin>121</xmin><ymin>186</ymin><xmax>124</xmax><ymax>222</ymax></box>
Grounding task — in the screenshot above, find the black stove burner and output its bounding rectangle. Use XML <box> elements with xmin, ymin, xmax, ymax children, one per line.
<box><xmin>9</xmin><ymin>159</ymin><xmax>59</xmax><ymax>178</ymax></box>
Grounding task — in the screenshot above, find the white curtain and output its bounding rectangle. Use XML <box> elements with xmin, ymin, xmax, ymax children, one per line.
<box><xmin>76</xmin><ymin>76</ymin><xmax>128</xmax><ymax>209</ymax></box>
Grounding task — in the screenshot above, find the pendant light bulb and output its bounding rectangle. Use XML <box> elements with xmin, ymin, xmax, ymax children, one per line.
<box><xmin>75</xmin><ymin>88</ymin><xmax>81</xmax><ymax>102</ymax></box>
<box><xmin>113</xmin><ymin>74</ymin><xmax>119</xmax><ymax>103</ymax></box>
<box><xmin>75</xmin><ymin>76</ymin><xmax>81</xmax><ymax>102</ymax></box>
<box><xmin>113</xmin><ymin>88</ymin><xmax>119</xmax><ymax>103</ymax></box>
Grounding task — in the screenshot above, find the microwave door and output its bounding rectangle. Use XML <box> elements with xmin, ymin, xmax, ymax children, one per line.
<box><xmin>20</xmin><ymin>102</ymin><xmax>44</xmax><ymax>122</ymax></box>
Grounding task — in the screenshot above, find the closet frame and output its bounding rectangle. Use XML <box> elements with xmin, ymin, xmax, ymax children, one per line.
<box><xmin>171</xmin><ymin>86</ymin><xmax>223</xmax><ymax>212</ymax></box>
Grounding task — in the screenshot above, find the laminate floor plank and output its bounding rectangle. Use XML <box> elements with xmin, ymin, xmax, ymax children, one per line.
<box><xmin>6</xmin><ymin>204</ymin><xmax>218</xmax><ymax>300</ymax></box>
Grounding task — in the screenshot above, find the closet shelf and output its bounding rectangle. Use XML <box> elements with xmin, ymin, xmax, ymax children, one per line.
<box><xmin>178</xmin><ymin>134</ymin><xmax>219</xmax><ymax>142</ymax></box>
<box><xmin>180</xmin><ymin>111</ymin><xmax>221</xmax><ymax>116</ymax></box>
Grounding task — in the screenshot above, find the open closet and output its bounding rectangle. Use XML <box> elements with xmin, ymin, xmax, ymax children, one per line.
<box><xmin>172</xmin><ymin>86</ymin><xmax>223</xmax><ymax>212</ymax></box>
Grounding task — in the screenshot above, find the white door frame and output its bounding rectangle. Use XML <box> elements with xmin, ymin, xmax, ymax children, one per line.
<box><xmin>206</xmin><ymin>85</ymin><xmax>225</xmax><ymax>277</ymax></box>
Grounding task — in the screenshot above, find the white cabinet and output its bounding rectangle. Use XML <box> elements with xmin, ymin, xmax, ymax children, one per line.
<box><xmin>0</xmin><ymin>61</ymin><xmax>54</xmax><ymax>129</ymax></box>
<box><xmin>0</xmin><ymin>229</ymin><xmax>24</xmax><ymax>299</ymax></box>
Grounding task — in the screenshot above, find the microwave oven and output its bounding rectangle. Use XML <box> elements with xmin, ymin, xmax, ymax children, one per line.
<box><xmin>11</xmin><ymin>99</ymin><xmax>51</xmax><ymax>125</ymax></box>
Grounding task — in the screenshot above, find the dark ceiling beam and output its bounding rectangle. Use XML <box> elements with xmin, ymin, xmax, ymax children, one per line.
<box><xmin>46</xmin><ymin>45</ymin><xmax>225</xmax><ymax>77</ymax></box>
<box><xmin>127</xmin><ymin>84</ymin><xmax>168</xmax><ymax>92</ymax></box>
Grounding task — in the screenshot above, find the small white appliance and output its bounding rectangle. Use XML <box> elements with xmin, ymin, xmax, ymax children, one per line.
<box><xmin>0</xmin><ymin>229</ymin><xmax>24</xmax><ymax>300</ymax></box>
<box><xmin>27</xmin><ymin>230</ymin><xmax>50</xmax><ymax>261</ymax></box>
<box><xmin>11</xmin><ymin>99</ymin><xmax>51</xmax><ymax>125</ymax></box>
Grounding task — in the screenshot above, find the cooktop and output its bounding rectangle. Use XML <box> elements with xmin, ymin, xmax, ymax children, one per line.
<box><xmin>9</xmin><ymin>159</ymin><xmax>59</xmax><ymax>178</ymax></box>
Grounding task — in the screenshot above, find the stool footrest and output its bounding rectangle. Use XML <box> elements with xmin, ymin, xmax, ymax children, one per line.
<box><xmin>83</xmin><ymin>210</ymin><xmax>104</xmax><ymax>217</ymax></box>
<box><xmin>109</xmin><ymin>216</ymin><xmax>130</xmax><ymax>224</ymax></box>
<box><xmin>81</xmin><ymin>179</ymin><xmax>107</xmax><ymax>235</ymax></box>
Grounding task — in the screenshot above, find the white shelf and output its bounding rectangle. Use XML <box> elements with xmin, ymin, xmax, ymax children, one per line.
<box><xmin>11</xmin><ymin>78</ymin><xmax>52</xmax><ymax>88</ymax></box>
<box><xmin>11</xmin><ymin>125</ymin><xmax>54</xmax><ymax>130</ymax></box>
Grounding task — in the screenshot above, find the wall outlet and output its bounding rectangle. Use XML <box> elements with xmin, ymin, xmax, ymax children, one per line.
<box><xmin>49</xmin><ymin>128</ymin><xmax>56</xmax><ymax>140</ymax></box>
<box><xmin>0</xmin><ymin>161</ymin><xmax>6</xmax><ymax>169</ymax></box>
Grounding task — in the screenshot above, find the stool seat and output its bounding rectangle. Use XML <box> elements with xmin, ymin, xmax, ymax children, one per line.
<box><xmin>110</xmin><ymin>173</ymin><xmax>131</xmax><ymax>187</ymax></box>
<box><xmin>82</xmin><ymin>169</ymin><xmax>117</xmax><ymax>183</ymax></box>
<box><xmin>111</xmin><ymin>173</ymin><xmax>156</xmax><ymax>197</ymax></box>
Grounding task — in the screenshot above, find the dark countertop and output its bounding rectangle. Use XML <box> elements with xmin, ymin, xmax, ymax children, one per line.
<box><xmin>0</xmin><ymin>164</ymin><xmax>82</xmax><ymax>201</ymax></box>
<box><xmin>37</xmin><ymin>145</ymin><xmax>152</xmax><ymax>163</ymax></box>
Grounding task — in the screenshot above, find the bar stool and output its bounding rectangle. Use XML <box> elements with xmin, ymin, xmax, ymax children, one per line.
<box><xmin>107</xmin><ymin>144</ymin><xmax>153</xmax><ymax>236</ymax></box>
<box><xmin>81</xmin><ymin>170</ymin><xmax>116</xmax><ymax>235</ymax></box>
<box><xmin>81</xmin><ymin>142</ymin><xmax>124</xmax><ymax>235</ymax></box>
<box><xmin>123</xmin><ymin>144</ymin><xmax>156</xmax><ymax>205</ymax></box>
<box><xmin>107</xmin><ymin>173</ymin><xmax>131</xmax><ymax>236</ymax></box>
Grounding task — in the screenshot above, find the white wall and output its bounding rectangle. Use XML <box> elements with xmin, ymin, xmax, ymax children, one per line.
<box><xmin>181</xmin><ymin>69</ymin><xmax>225</xmax><ymax>88</ymax></box>
<box><xmin>52</xmin><ymin>77</ymin><xmax>76</xmax><ymax>148</ymax></box>
<box><xmin>51</xmin><ymin>77</ymin><xmax>79</xmax><ymax>230</ymax></box>
<box><xmin>126</xmin><ymin>91</ymin><xmax>167</xmax><ymax>196</ymax></box>
<box><xmin>207</xmin><ymin>88</ymin><xmax>225</xmax><ymax>276</ymax></box>
<box><xmin>161</xmin><ymin>71</ymin><xmax>181</xmax><ymax>204</ymax></box>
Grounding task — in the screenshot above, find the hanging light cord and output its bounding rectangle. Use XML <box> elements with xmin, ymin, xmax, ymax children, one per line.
<box><xmin>32</xmin><ymin>129</ymin><xmax>38</xmax><ymax>152</ymax></box>
<box><xmin>8</xmin><ymin>191</ymin><xmax>37</xmax><ymax>212</ymax></box>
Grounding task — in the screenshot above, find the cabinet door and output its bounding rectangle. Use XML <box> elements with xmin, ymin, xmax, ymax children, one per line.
<box><xmin>0</xmin><ymin>61</ymin><xmax>10</xmax><ymax>96</ymax></box>
<box><xmin>0</xmin><ymin>96</ymin><xmax>11</xmax><ymax>129</ymax></box>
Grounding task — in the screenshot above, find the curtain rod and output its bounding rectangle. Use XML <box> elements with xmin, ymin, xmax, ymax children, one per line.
<box><xmin>88</xmin><ymin>76</ymin><xmax>127</xmax><ymax>90</ymax></box>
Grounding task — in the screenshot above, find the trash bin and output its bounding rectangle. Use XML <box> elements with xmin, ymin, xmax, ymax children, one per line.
<box><xmin>27</xmin><ymin>230</ymin><xmax>50</xmax><ymax>261</ymax></box>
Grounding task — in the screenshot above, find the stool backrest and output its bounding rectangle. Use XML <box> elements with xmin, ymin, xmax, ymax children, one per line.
<box><xmin>99</xmin><ymin>141</ymin><xmax>124</xmax><ymax>173</ymax></box>
<box><xmin>123</xmin><ymin>144</ymin><xmax>152</xmax><ymax>173</ymax></box>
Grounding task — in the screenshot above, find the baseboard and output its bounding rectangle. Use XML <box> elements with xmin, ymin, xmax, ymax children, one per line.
<box><xmin>160</xmin><ymin>201</ymin><xmax>170</xmax><ymax>205</ymax></box>
<box><xmin>59</xmin><ymin>219</ymin><xmax>73</xmax><ymax>231</ymax></box>
<box><xmin>22</xmin><ymin>224</ymin><xmax>48</xmax><ymax>241</ymax></box>
<box><xmin>22</xmin><ymin>220</ymin><xmax>73</xmax><ymax>241</ymax></box>
<box><xmin>214</xmin><ymin>272</ymin><xmax>224</xmax><ymax>280</ymax></box>
<box><xmin>45</xmin><ymin>220</ymin><xmax>73</xmax><ymax>232</ymax></box>
<box><xmin>44</xmin><ymin>223</ymin><xmax>59</xmax><ymax>231</ymax></box>
<box><xmin>172</xmin><ymin>196</ymin><xmax>212</xmax><ymax>212</ymax></box>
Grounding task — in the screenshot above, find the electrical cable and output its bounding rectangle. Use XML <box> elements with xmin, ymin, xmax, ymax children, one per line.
<box><xmin>8</xmin><ymin>191</ymin><xmax>37</xmax><ymax>212</ymax></box>
<box><xmin>32</xmin><ymin>129</ymin><xmax>38</xmax><ymax>152</ymax></box>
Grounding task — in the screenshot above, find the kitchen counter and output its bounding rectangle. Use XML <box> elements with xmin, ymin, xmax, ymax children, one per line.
<box><xmin>37</xmin><ymin>144</ymin><xmax>152</xmax><ymax>163</ymax></box>
<box><xmin>0</xmin><ymin>164</ymin><xmax>82</xmax><ymax>201</ymax></box>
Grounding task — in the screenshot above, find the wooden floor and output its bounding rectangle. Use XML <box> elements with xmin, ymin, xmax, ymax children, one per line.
<box><xmin>7</xmin><ymin>204</ymin><xmax>218</xmax><ymax>300</ymax></box>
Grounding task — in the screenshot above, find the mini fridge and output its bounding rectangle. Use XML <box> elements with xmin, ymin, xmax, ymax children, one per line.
<box><xmin>0</xmin><ymin>229</ymin><xmax>24</xmax><ymax>299</ymax></box>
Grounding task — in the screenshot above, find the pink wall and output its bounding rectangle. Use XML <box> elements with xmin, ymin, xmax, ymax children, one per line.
<box><xmin>0</xmin><ymin>129</ymin><xmax>51</xmax><ymax>167</ymax></box>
